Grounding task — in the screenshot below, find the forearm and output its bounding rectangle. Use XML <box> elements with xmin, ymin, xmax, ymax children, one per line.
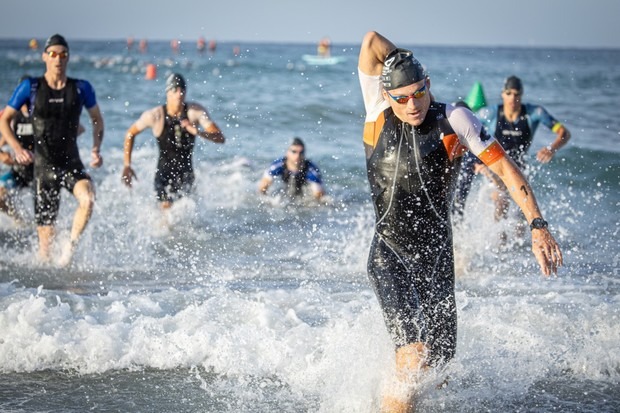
<box><xmin>199</xmin><ymin>129</ymin><xmax>225</xmax><ymax>143</ymax></box>
<box><xmin>359</xmin><ymin>31</ymin><xmax>396</xmax><ymax>76</ymax></box>
<box><xmin>123</xmin><ymin>134</ymin><xmax>135</xmax><ymax>166</ymax></box>
<box><xmin>491</xmin><ymin>158</ymin><xmax>544</xmax><ymax>223</ymax></box>
<box><xmin>92</xmin><ymin>122</ymin><xmax>104</xmax><ymax>152</ymax></box>
<box><xmin>549</xmin><ymin>127</ymin><xmax>571</xmax><ymax>152</ymax></box>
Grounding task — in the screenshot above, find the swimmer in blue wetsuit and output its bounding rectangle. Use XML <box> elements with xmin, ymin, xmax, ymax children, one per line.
<box><xmin>0</xmin><ymin>75</ymin><xmax>86</xmax><ymax>224</ymax></box>
<box><xmin>453</xmin><ymin>76</ymin><xmax>571</xmax><ymax>220</ymax></box>
<box><xmin>258</xmin><ymin>137</ymin><xmax>325</xmax><ymax>201</ymax></box>
<box><xmin>358</xmin><ymin>32</ymin><xmax>563</xmax><ymax>412</ymax></box>
<box><xmin>0</xmin><ymin>34</ymin><xmax>104</xmax><ymax>264</ymax></box>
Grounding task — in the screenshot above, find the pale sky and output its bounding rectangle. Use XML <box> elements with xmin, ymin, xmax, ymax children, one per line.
<box><xmin>1</xmin><ymin>0</ymin><xmax>618</xmax><ymax>49</ymax></box>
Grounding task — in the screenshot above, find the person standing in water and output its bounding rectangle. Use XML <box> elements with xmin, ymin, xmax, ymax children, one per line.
<box><xmin>122</xmin><ymin>73</ymin><xmax>225</xmax><ymax>210</ymax></box>
<box><xmin>358</xmin><ymin>31</ymin><xmax>563</xmax><ymax>412</ymax></box>
<box><xmin>258</xmin><ymin>137</ymin><xmax>325</xmax><ymax>201</ymax></box>
<box><xmin>452</xmin><ymin>75</ymin><xmax>571</xmax><ymax>220</ymax></box>
<box><xmin>0</xmin><ymin>34</ymin><xmax>104</xmax><ymax>265</ymax></box>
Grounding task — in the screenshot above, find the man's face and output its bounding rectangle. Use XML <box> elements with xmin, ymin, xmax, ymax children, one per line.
<box><xmin>383</xmin><ymin>78</ymin><xmax>431</xmax><ymax>126</ymax></box>
<box><xmin>166</xmin><ymin>87</ymin><xmax>186</xmax><ymax>105</ymax></box>
<box><xmin>501</xmin><ymin>88</ymin><xmax>522</xmax><ymax>112</ymax></box>
<box><xmin>287</xmin><ymin>144</ymin><xmax>305</xmax><ymax>167</ymax></box>
<box><xmin>42</xmin><ymin>45</ymin><xmax>69</xmax><ymax>75</ymax></box>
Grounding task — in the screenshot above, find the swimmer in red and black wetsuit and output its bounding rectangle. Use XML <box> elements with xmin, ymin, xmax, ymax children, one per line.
<box><xmin>358</xmin><ymin>31</ymin><xmax>563</xmax><ymax>412</ymax></box>
<box><xmin>0</xmin><ymin>34</ymin><xmax>104</xmax><ymax>265</ymax></box>
<box><xmin>122</xmin><ymin>73</ymin><xmax>225</xmax><ymax>211</ymax></box>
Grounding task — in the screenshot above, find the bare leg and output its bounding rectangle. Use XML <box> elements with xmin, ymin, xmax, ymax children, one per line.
<box><xmin>381</xmin><ymin>342</ymin><xmax>428</xmax><ymax>413</ymax></box>
<box><xmin>58</xmin><ymin>179</ymin><xmax>95</xmax><ymax>267</ymax></box>
<box><xmin>37</xmin><ymin>225</ymin><xmax>55</xmax><ymax>262</ymax></box>
<box><xmin>0</xmin><ymin>186</ymin><xmax>19</xmax><ymax>221</ymax></box>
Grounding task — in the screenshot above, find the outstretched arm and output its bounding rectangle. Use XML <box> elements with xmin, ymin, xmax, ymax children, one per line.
<box><xmin>488</xmin><ymin>156</ymin><xmax>563</xmax><ymax>275</ymax></box>
<box><xmin>358</xmin><ymin>31</ymin><xmax>396</xmax><ymax>76</ymax></box>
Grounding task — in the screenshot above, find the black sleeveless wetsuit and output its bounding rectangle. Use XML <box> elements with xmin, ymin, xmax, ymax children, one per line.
<box><xmin>31</xmin><ymin>77</ymin><xmax>90</xmax><ymax>226</ymax></box>
<box><xmin>154</xmin><ymin>104</ymin><xmax>196</xmax><ymax>202</ymax></box>
<box><xmin>281</xmin><ymin>157</ymin><xmax>310</xmax><ymax>197</ymax></box>
<box><xmin>495</xmin><ymin>104</ymin><xmax>532</xmax><ymax>169</ymax></box>
<box><xmin>366</xmin><ymin>102</ymin><xmax>461</xmax><ymax>365</ymax></box>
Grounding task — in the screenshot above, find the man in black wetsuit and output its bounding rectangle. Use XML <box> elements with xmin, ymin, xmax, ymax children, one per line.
<box><xmin>0</xmin><ymin>35</ymin><xmax>104</xmax><ymax>265</ymax></box>
<box><xmin>122</xmin><ymin>73</ymin><xmax>225</xmax><ymax>210</ymax></box>
<box><xmin>358</xmin><ymin>31</ymin><xmax>563</xmax><ymax>412</ymax></box>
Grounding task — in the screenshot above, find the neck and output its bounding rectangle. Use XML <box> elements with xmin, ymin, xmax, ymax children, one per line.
<box><xmin>45</xmin><ymin>72</ymin><xmax>66</xmax><ymax>90</ymax></box>
<box><xmin>286</xmin><ymin>158</ymin><xmax>301</xmax><ymax>172</ymax></box>
<box><xmin>503</xmin><ymin>104</ymin><xmax>521</xmax><ymax>121</ymax></box>
<box><xmin>166</xmin><ymin>101</ymin><xmax>183</xmax><ymax>116</ymax></box>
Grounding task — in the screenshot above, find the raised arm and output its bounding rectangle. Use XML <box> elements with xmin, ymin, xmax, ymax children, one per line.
<box><xmin>488</xmin><ymin>156</ymin><xmax>563</xmax><ymax>275</ymax></box>
<box><xmin>87</xmin><ymin>104</ymin><xmax>104</xmax><ymax>168</ymax></box>
<box><xmin>358</xmin><ymin>31</ymin><xmax>397</xmax><ymax>76</ymax></box>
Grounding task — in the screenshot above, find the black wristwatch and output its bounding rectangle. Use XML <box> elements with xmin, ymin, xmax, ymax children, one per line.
<box><xmin>530</xmin><ymin>218</ymin><xmax>548</xmax><ymax>231</ymax></box>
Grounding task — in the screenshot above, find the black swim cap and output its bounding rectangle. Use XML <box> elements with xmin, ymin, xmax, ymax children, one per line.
<box><xmin>381</xmin><ymin>48</ymin><xmax>426</xmax><ymax>91</ymax></box>
<box><xmin>503</xmin><ymin>75</ymin><xmax>523</xmax><ymax>93</ymax></box>
<box><xmin>165</xmin><ymin>73</ymin><xmax>186</xmax><ymax>92</ymax></box>
<box><xmin>291</xmin><ymin>137</ymin><xmax>305</xmax><ymax>148</ymax></box>
<box><xmin>44</xmin><ymin>34</ymin><xmax>69</xmax><ymax>51</ymax></box>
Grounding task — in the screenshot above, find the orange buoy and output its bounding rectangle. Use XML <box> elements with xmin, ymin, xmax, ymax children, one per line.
<box><xmin>28</xmin><ymin>38</ymin><xmax>38</xmax><ymax>50</ymax></box>
<box><xmin>145</xmin><ymin>63</ymin><xmax>157</xmax><ymax>80</ymax></box>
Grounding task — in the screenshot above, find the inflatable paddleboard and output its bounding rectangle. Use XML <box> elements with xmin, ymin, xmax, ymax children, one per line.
<box><xmin>301</xmin><ymin>54</ymin><xmax>346</xmax><ymax>66</ymax></box>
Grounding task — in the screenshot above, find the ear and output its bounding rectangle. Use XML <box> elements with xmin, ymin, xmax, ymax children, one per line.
<box><xmin>381</xmin><ymin>89</ymin><xmax>389</xmax><ymax>101</ymax></box>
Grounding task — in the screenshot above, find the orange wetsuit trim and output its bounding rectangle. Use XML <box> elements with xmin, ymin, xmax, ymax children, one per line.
<box><xmin>477</xmin><ymin>140</ymin><xmax>505</xmax><ymax>166</ymax></box>
<box><xmin>363</xmin><ymin>114</ymin><xmax>385</xmax><ymax>149</ymax></box>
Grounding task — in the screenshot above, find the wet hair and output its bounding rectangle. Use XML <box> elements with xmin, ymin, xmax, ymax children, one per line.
<box><xmin>44</xmin><ymin>34</ymin><xmax>69</xmax><ymax>51</ymax></box>
<box><xmin>290</xmin><ymin>137</ymin><xmax>305</xmax><ymax>149</ymax></box>
<box><xmin>381</xmin><ymin>48</ymin><xmax>426</xmax><ymax>91</ymax></box>
<box><xmin>165</xmin><ymin>73</ymin><xmax>186</xmax><ymax>92</ymax></box>
<box><xmin>503</xmin><ymin>75</ymin><xmax>523</xmax><ymax>93</ymax></box>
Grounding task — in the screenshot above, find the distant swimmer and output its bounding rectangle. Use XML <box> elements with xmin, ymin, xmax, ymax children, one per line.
<box><xmin>453</xmin><ymin>75</ymin><xmax>572</xmax><ymax>220</ymax></box>
<box><xmin>139</xmin><ymin>39</ymin><xmax>148</xmax><ymax>53</ymax></box>
<box><xmin>358</xmin><ymin>31</ymin><xmax>563</xmax><ymax>412</ymax></box>
<box><xmin>317</xmin><ymin>37</ymin><xmax>331</xmax><ymax>57</ymax></box>
<box><xmin>122</xmin><ymin>73</ymin><xmax>225</xmax><ymax>210</ymax></box>
<box><xmin>208</xmin><ymin>40</ymin><xmax>216</xmax><ymax>53</ymax></box>
<box><xmin>170</xmin><ymin>39</ymin><xmax>180</xmax><ymax>54</ymax></box>
<box><xmin>0</xmin><ymin>34</ymin><xmax>104</xmax><ymax>265</ymax></box>
<box><xmin>28</xmin><ymin>38</ymin><xmax>38</xmax><ymax>50</ymax></box>
<box><xmin>258</xmin><ymin>137</ymin><xmax>325</xmax><ymax>201</ymax></box>
<box><xmin>197</xmin><ymin>37</ymin><xmax>206</xmax><ymax>53</ymax></box>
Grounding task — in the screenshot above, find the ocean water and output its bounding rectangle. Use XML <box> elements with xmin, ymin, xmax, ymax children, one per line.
<box><xmin>0</xmin><ymin>39</ymin><xmax>618</xmax><ymax>412</ymax></box>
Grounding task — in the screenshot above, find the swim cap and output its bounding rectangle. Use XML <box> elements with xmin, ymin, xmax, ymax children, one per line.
<box><xmin>165</xmin><ymin>73</ymin><xmax>186</xmax><ymax>92</ymax></box>
<box><xmin>381</xmin><ymin>48</ymin><xmax>426</xmax><ymax>91</ymax></box>
<box><xmin>44</xmin><ymin>34</ymin><xmax>69</xmax><ymax>51</ymax></box>
<box><xmin>291</xmin><ymin>137</ymin><xmax>305</xmax><ymax>149</ymax></box>
<box><xmin>503</xmin><ymin>75</ymin><xmax>523</xmax><ymax>93</ymax></box>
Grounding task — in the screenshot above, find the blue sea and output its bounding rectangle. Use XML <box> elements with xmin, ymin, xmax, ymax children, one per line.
<box><xmin>0</xmin><ymin>39</ymin><xmax>618</xmax><ymax>412</ymax></box>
